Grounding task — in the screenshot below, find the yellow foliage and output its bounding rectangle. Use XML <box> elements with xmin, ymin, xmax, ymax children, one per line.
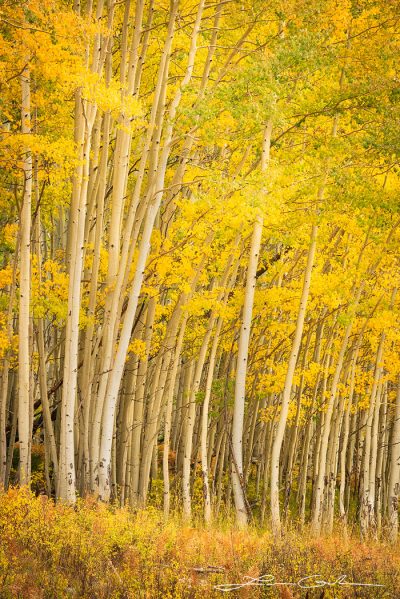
<box><xmin>128</xmin><ymin>337</ymin><xmax>147</xmax><ymax>360</ymax></box>
<box><xmin>0</xmin><ymin>488</ymin><xmax>397</xmax><ymax>598</ymax></box>
<box><xmin>0</xmin><ymin>266</ymin><xmax>13</xmax><ymax>289</ymax></box>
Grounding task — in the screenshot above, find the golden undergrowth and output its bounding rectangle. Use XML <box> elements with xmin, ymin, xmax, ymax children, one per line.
<box><xmin>0</xmin><ymin>488</ymin><xmax>398</xmax><ymax>598</ymax></box>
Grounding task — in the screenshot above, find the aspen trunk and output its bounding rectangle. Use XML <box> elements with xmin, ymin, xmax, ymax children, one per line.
<box><xmin>182</xmin><ymin>319</ymin><xmax>214</xmax><ymax>519</ymax></box>
<box><xmin>201</xmin><ymin>320</ymin><xmax>223</xmax><ymax>524</ymax></box>
<box><xmin>231</xmin><ymin>214</ymin><xmax>263</xmax><ymax>526</ymax></box>
<box><xmin>163</xmin><ymin>317</ymin><xmax>187</xmax><ymax>518</ymax></box>
<box><xmin>311</xmin><ymin>314</ymin><xmax>356</xmax><ymax>535</ymax></box>
<box><xmin>388</xmin><ymin>378</ymin><xmax>400</xmax><ymax>542</ymax></box>
<box><xmin>360</xmin><ymin>333</ymin><xmax>385</xmax><ymax>536</ymax></box>
<box><xmin>58</xmin><ymin>98</ymin><xmax>96</xmax><ymax>502</ymax></box>
<box><xmin>0</xmin><ymin>242</ymin><xmax>18</xmax><ymax>485</ymax></box>
<box><xmin>339</xmin><ymin>349</ymin><xmax>358</xmax><ymax>523</ymax></box>
<box><xmin>270</xmin><ymin>223</ymin><xmax>317</xmax><ymax>537</ymax></box>
<box><xmin>18</xmin><ymin>65</ymin><xmax>32</xmax><ymax>486</ymax></box>
<box><xmin>130</xmin><ymin>299</ymin><xmax>156</xmax><ymax>503</ymax></box>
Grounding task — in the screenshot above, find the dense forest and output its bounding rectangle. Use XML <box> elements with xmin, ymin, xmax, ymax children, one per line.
<box><xmin>1</xmin><ymin>0</ymin><xmax>400</xmax><ymax>570</ymax></box>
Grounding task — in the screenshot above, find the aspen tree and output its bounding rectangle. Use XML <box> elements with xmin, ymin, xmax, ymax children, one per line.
<box><xmin>311</xmin><ymin>315</ymin><xmax>355</xmax><ymax>535</ymax></box>
<box><xmin>0</xmin><ymin>243</ymin><xmax>18</xmax><ymax>485</ymax></box>
<box><xmin>388</xmin><ymin>378</ymin><xmax>400</xmax><ymax>542</ymax></box>
<box><xmin>360</xmin><ymin>333</ymin><xmax>385</xmax><ymax>536</ymax></box>
<box><xmin>270</xmin><ymin>224</ymin><xmax>317</xmax><ymax>537</ymax></box>
<box><xmin>181</xmin><ymin>256</ymin><xmax>231</xmax><ymax>518</ymax></box>
<box><xmin>139</xmin><ymin>303</ymin><xmax>182</xmax><ymax>503</ymax></box>
<box><xmin>339</xmin><ymin>345</ymin><xmax>359</xmax><ymax>523</ymax></box>
<box><xmin>35</xmin><ymin>208</ymin><xmax>58</xmax><ymax>484</ymax></box>
<box><xmin>79</xmin><ymin>57</ymin><xmax>113</xmax><ymax>492</ymax></box>
<box><xmin>58</xmin><ymin>0</ymin><xmax>115</xmax><ymax>501</ymax></box>
<box><xmin>375</xmin><ymin>382</ymin><xmax>387</xmax><ymax>536</ymax></box>
<box><xmin>130</xmin><ymin>298</ymin><xmax>156</xmax><ymax>503</ymax></box>
<box><xmin>18</xmin><ymin>65</ymin><xmax>32</xmax><ymax>486</ymax></box>
<box><xmin>58</xmin><ymin>101</ymin><xmax>96</xmax><ymax>502</ymax></box>
<box><xmin>230</xmin><ymin>121</ymin><xmax>272</xmax><ymax>526</ymax></box>
<box><xmin>163</xmin><ymin>317</ymin><xmax>187</xmax><ymax>518</ymax></box>
<box><xmin>201</xmin><ymin>318</ymin><xmax>223</xmax><ymax>524</ymax></box>
<box><xmin>92</xmin><ymin>0</ymin><xmax>146</xmax><ymax>467</ymax></box>
<box><xmin>231</xmin><ymin>216</ymin><xmax>263</xmax><ymax>526</ymax></box>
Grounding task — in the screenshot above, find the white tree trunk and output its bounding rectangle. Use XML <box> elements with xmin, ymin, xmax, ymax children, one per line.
<box><xmin>18</xmin><ymin>65</ymin><xmax>32</xmax><ymax>486</ymax></box>
<box><xmin>388</xmin><ymin>378</ymin><xmax>400</xmax><ymax>542</ymax></box>
<box><xmin>231</xmin><ymin>214</ymin><xmax>263</xmax><ymax>526</ymax></box>
<box><xmin>58</xmin><ymin>97</ymin><xmax>96</xmax><ymax>502</ymax></box>
<box><xmin>201</xmin><ymin>318</ymin><xmax>223</xmax><ymax>524</ymax></box>
<box><xmin>270</xmin><ymin>223</ymin><xmax>317</xmax><ymax>537</ymax></box>
<box><xmin>360</xmin><ymin>333</ymin><xmax>384</xmax><ymax>536</ymax></box>
<box><xmin>163</xmin><ymin>316</ymin><xmax>187</xmax><ymax>519</ymax></box>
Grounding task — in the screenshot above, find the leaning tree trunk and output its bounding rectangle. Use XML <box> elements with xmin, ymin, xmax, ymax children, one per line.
<box><xmin>231</xmin><ymin>214</ymin><xmax>263</xmax><ymax>527</ymax></box>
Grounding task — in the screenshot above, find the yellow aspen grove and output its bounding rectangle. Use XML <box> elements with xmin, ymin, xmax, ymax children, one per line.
<box><xmin>97</xmin><ymin>0</ymin><xmax>180</xmax><ymax>501</ymax></box>
<box><xmin>1</xmin><ymin>3</ymin><xmax>400</xmax><ymax>592</ymax></box>
<box><xmin>310</xmin><ymin>291</ymin><xmax>361</xmax><ymax>536</ymax></box>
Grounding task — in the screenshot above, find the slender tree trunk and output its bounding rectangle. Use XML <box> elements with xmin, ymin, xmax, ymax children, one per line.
<box><xmin>163</xmin><ymin>316</ymin><xmax>187</xmax><ymax>519</ymax></box>
<box><xmin>388</xmin><ymin>377</ymin><xmax>400</xmax><ymax>542</ymax></box>
<box><xmin>360</xmin><ymin>333</ymin><xmax>384</xmax><ymax>536</ymax></box>
<box><xmin>0</xmin><ymin>241</ymin><xmax>18</xmax><ymax>485</ymax></box>
<box><xmin>270</xmin><ymin>223</ymin><xmax>317</xmax><ymax>537</ymax></box>
<box><xmin>231</xmin><ymin>214</ymin><xmax>263</xmax><ymax>526</ymax></box>
<box><xmin>201</xmin><ymin>319</ymin><xmax>223</xmax><ymax>524</ymax></box>
<box><xmin>18</xmin><ymin>65</ymin><xmax>32</xmax><ymax>486</ymax></box>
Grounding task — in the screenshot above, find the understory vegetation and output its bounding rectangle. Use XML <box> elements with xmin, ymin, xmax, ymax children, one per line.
<box><xmin>0</xmin><ymin>488</ymin><xmax>398</xmax><ymax>599</ymax></box>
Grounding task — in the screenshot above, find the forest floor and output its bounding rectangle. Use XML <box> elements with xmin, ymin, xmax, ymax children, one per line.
<box><xmin>0</xmin><ymin>488</ymin><xmax>398</xmax><ymax>598</ymax></box>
